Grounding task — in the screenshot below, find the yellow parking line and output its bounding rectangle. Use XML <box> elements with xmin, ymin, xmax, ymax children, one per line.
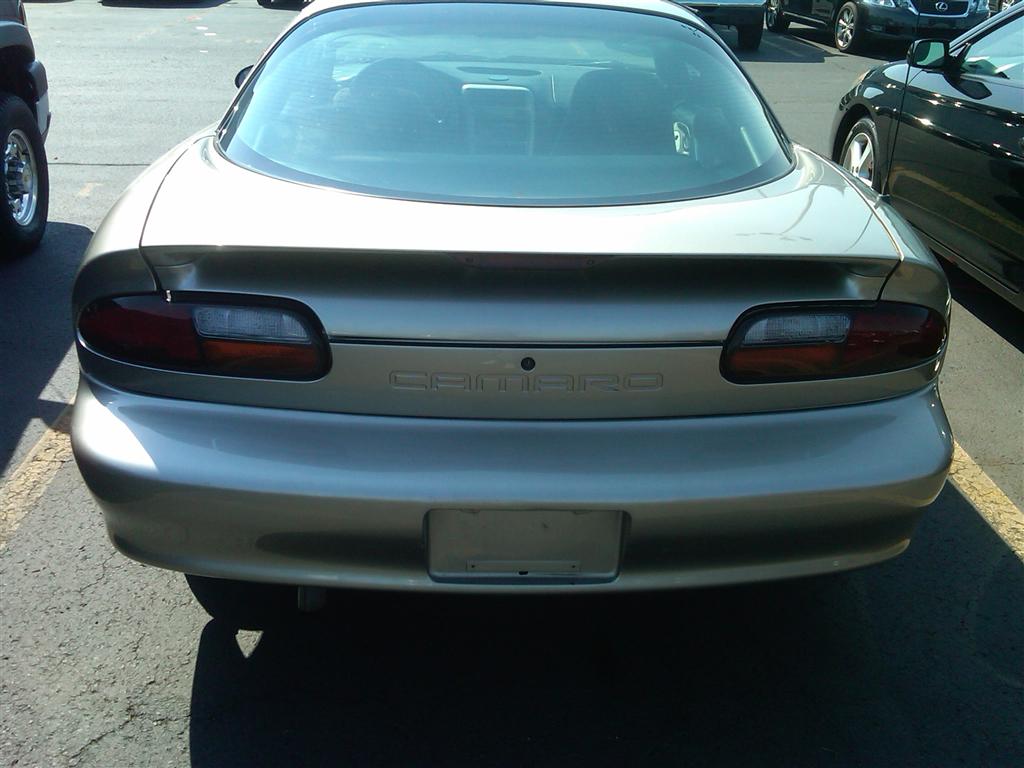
<box><xmin>949</xmin><ymin>442</ymin><xmax>1023</xmax><ymax>558</ymax></box>
<box><xmin>75</xmin><ymin>182</ymin><xmax>100</xmax><ymax>199</ymax></box>
<box><xmin>0</xmin><ymin>405</ymin><xmax>1020</xmax><ymax>558</ymax></box>
<box><xmin>0</xmin><ymin>405</ymin><xmax>73</xmax><ymax>550</ymax></box>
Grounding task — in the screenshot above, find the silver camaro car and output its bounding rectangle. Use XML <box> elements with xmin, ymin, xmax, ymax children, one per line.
<box><xmin>73</xmin><ymin>0</ymin><xmax>953</xmax><ymax>621</ymax></box>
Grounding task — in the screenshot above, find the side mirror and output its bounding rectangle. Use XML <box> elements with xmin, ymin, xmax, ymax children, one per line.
<box><xmin>907</xmin><ymin>39</ymin><xmax>949</xmax><ymax>70</ymax></box>
<box><xmin>234</xmin><ymin>65</ymin><xmax>254</xmax><ymax>89</ymax></box>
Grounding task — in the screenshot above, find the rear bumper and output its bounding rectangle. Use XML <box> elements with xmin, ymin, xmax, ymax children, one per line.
<box><xmin>685</xmin><ymin>3</ymin><xmax>765</xmax><ymax>27</ymax></box>
<box><xmin>73</xmin><ymin>377</ymin><xmax>953</xmax><ymax>592</ymax></box>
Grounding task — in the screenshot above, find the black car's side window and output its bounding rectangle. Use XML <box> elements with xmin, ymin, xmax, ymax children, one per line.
<box><xmin>957</xmin><ymin>15</ymin><xmax>1024</xmax><ymax>83</ymax></box>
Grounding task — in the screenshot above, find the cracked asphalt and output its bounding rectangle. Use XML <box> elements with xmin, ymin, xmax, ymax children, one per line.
<box><xmin>1</xmin><ymin>2</ymin><xmax>1022</xmax><ymax>766</ymax></box>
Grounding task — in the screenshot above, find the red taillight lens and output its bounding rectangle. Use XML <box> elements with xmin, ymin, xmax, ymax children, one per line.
<box><xmin>18</xmin><ymin>2</ymin><xmax>27</xmax><ymax>26</ymax></box>
<box><xmin>721</xmin><ymin>302</ymin><xmax>946</xmax><ymax>384</ymax></box>
<box><xmin>78</xmin><ymin>295</ymin><xmax>329</xmax><ymax>380</ymax></box>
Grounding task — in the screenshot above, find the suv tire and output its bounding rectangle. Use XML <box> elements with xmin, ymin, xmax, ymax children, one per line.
<box><xmin>1</xmin><ymin>94</ymin><xmax>48</xmax><ymax>256</ymax></box>
<box><xmin>737</xmin><ymin>21</ymin><xmax>765</xmax><ymax>50</ymax></box>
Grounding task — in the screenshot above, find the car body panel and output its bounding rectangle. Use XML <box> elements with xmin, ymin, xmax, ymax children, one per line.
<box><xmin>831</xmin><ymin>5</ymin><xmax>1024</xmax><ymax>309</ymax></box>
<box><xmin>858</xmin><ymin>3</ymin><xmax>987</xmax><ymax>42</ymax></box>
<box><xmin>0</xmin><ymin>19</ymin><xmax>32</xmax><ymax>52</ymax></box>
<box><xmin>73</xmin><ymin>133</ymin><xmax>208</xmax><ymax>311</ymax></box>
<box><xmin>68</xmin><ymin>142</ymin><xmax>949</xmax><ymax>420</ymax></box>
<box><xmin>79</xmin><ymin>339</ymin><xmax>941</xmax><ymax>419</ymax></box>
<box><xmin>73</xmin><ymin>376</ymin><xmax>952</xmax><ymax>592</ymax></box>
<box><xmin>888</xmin><ymin>65</ymin><xmax>1024</xmax><ymax>298</ymax></box>
<box><xmin>301</xmin><ymin>0</ymin><xmax>709</xmax><ymax>22</ymax></box>
<box><xmin>141</xmin><ymin>141</ymin><xmax>899</xmax><ymax>262</ymax></box>
<box><xmin>830</xmin><ymin>61</ymin><xmax>912</xmax><ymax>180</ymax></box>
<box><xmin>677</xmin><ymin>1</ymin><xmax>766</xmax><ymax>28</ymax></box>
<box><xmin>0</xmin><ymin>6</ymin><xmax>50</xmax><ymax>138</ymax></box>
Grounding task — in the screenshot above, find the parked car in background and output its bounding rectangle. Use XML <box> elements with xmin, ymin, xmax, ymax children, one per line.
<box><xmin>74</xmin><ymin>0</ymin><xmax>952</xmax><ymax>627</ymax></box>
<box><xmin>767</xmin><ymin>0</ymin><xmax>990</xmax><ymax>53</ymax></box>
<box><xmin>679</xmin><ymin>0</ymin><xmax>767</xmax><ymax>49</ymax></box>
<box><xmin>832</xmin><ymin>4</ymin><xmax>1023</xmax><ymax>310</ymax></box>
<box><xmin>0</xmin><ymin>0</ymin><xmax>48</xmax><ymax>256</ymax></box>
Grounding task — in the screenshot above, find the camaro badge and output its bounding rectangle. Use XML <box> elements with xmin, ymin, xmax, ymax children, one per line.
<box><xmin>389</xmin><ymin>372</ymin><xmax>664</xmax><ymax>393</ymax></box>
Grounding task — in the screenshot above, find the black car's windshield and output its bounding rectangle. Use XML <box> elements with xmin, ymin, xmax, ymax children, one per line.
<box><xmin>219</xmin><ymin>2</ymin><xmax>791</xmax><ymax>205</ymax></box>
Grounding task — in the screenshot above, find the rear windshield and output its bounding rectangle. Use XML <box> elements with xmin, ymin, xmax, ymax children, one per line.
<box><xmin>219</xmin><ymin>2</ymin><xmax>791</xmax><ymax>206</ymax></box>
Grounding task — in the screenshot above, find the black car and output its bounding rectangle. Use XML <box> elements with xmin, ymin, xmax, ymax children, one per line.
<box><xmin>830</xmin><ymin>5</ymin><xmax>1023</xmax><ymax>310</ymax></box>
<box><xmin>766</xmin><ymin>0</ymin><xmax>989</xmax><ymax>53</ymax></box>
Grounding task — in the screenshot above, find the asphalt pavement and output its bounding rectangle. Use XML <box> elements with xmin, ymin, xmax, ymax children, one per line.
<box><xmin>1</xmin><ymin>2</ymin><xmax>1022</xmax><ymax>766</ymax></box>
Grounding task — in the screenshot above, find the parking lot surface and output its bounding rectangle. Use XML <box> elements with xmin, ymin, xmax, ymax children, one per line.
<box><xmin>1</xmin><ymin>2</ymin><xmax>1021</xmax><ymax>766</ymax></box>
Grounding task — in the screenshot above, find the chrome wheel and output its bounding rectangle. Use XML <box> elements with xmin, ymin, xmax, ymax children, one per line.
<box><xmin>767</xmin><ymin>0</ymin><xmax>780</xmax><ymax>27</ymax></box>
<box><xmin>4</xmin><ymin>128</ymin><xmax>38</xmax><ymax>227</ymax></box>
<box><xmin>843</xmin><ymin>130</ymin><xmax>875</xmax><ymax>186</ymax></box>
<box><xmin>836</xmin><ymin>7</ymin><xmax>856</xmax><ymax>50</ymax></box>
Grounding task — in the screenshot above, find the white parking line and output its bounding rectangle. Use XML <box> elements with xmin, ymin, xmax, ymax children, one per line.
<box><xmin>1</xmin><ymin>408</ymin><xmax>1021</xmax><ymax>558</ymax></box>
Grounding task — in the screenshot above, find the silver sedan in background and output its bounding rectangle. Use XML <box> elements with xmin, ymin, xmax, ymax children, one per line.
<box><xmin>72</xmin><ymin>0</ymin><xmax>952</xmax><ymax>626</ymax></box>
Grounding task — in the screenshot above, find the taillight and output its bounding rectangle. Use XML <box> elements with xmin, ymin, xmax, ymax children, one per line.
<box><xmin>78</xmin><ymin>294</ymin><xmax>329</xmax><ymax>380</ymax></box>
<box><xmin>721</xmin><ymin>302</ymin><xmax>946</xmax><ymax>384</ymax></box>
<box><xmin>18</xmin><ymin>1</ymin><xmax>27</xmax><ymax>26</ymax></box>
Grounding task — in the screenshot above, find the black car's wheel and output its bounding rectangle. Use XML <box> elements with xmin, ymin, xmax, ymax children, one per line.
<box><xmin>840</xmin><ymin>117</ymin><xmax>882</xmax><ymax>191</ymax></box>
<box><xmin>0</xmin><ymin>94</ymin><xmax>48</xmax><ymax>256</ymax></box>
<box><xmin>737</xmin><ymin>21</ymin><xmax>765</xmax><ymax>50</ymax></box>
<box><xmin>766</xmin><ymin>0</ymin><xmax>790</xmax><ymax>32</ymax></box>
<box><xmin>186</xmin><ymin>574</ymin><xmax>298</xmax><ymax>629</ymax></box>
<box><xmin>834</xmin><ymin>2</ymin><xmax>865</xmax><ymax>53</ymax></box>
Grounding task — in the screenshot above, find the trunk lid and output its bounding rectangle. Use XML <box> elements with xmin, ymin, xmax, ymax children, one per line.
<box><xmin>124</xmin><ymin>139</ymin><xmax>913</xmax><ymax>419</ymax></box>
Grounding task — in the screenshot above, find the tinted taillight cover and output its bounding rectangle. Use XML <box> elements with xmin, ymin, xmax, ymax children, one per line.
<box><xmin>78</xmin><ymin>294</ymin><xmax>329</xmax><ymax>380</ymax></box>
<box><xmin>721</xmin><ymin>302</ymin><xmax>947</xmax><ymax>384</ymax></box>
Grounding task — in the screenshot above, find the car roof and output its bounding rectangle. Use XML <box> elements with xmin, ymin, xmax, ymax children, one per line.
<box><xmin>296</xmin><ymin>0</ymin><xmax>709</xmax><ymax>30</ymax></box>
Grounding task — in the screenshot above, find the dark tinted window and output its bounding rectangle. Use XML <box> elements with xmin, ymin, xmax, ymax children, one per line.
<box><xmin>220</xmin><ymin>2</ymin><xmax>791</xmax><ymax>205</ymax></box>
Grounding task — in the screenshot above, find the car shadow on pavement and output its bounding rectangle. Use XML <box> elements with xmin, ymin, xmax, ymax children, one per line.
<box><xmin>188</xmin><ymin>483</ymin><xmax>1023</xmax><ymax>767</ymax></box>
<box><xmin>255</xmin><ymin>0</ymin><xmax>306</xmax><ymax>9</ymax></box>
<box><xmin>100</xmin><ymin>1</ymin><xmax>233</xmax><ymax>9</ymax></box>
<box><xmin>942</xmin><ymin>261</ymin><xmax>1024</xmax><ymax>353</ymax></box>
<box><xmin>732</xmin><ymin>28</ymin><xmax>832</xmax><ymax>64</ymax></box>
<box><xmin>781</xmin><ymin>24</ymin><xmax>908</xmax><ymax>63</ymax></box>
<box><xmin>0</xmin><ymin>222</ymin><xmax>90</xmax><ymax>477</ymax></box>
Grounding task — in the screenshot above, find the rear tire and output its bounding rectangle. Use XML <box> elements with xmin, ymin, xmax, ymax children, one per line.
<box><xmin>0</xmin><ymin>94</ymin><xmax>48</xmax><ymax>257</ymax></box>
<box><xmin>766</xmin><ymin>0</ymin><xmax>790</xmax><ymax>33</ymax></box>
<box><xmin>186</xmin><ymin>574</ymin><xmax>298</xmax><ymax>630</ymax></box>
<box><xmin>834</xmin><ymin>2</ymin><xmax>865</xmax><ymax>53</ymax></box>
<box><xmin>737</xmin><ymin>21</ymin><xmax>765</xmax><ymax>51</ymax></box>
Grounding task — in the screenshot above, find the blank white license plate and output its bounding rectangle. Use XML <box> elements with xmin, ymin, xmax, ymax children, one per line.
<box><xmin>427</xmin><ymin>509</ymin><xmax>624</xmax><ymax>583</ymax></box>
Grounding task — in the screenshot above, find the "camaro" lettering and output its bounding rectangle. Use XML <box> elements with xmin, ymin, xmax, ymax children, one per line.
<box><xmin>389</xmin><ymin>372</ymin><xmax>663</xmax><ymax>393</ymax></box>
